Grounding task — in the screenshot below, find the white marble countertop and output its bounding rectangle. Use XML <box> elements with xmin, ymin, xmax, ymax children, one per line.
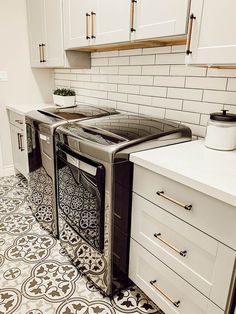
<box><xmin>130</xmin><ymin>140</ymin><xmax>236</xmax><ymax>207</ymax></box>
<box><xmin>6</xmin><ymin>103</ymin><xmax>55</xmax><ymax>115</ymax></box>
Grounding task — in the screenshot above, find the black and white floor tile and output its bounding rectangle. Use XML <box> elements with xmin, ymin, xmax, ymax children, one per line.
<box><xmin>0</xmin><ymin>174</ymin><xmax>163</xmax><ymax>314</ymax></box>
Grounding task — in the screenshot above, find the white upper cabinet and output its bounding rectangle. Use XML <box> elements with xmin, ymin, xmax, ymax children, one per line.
<box><xmin>95</xmin><ymin>0</ymin><xmax>131</xmax><ymax>46</ymax></box>
<box><xmin>131</xmin><ymin>0</ymin><xmax>190</xmax><ymax>41</ymax></box>
<box><xmin>186</xmin><ymin>0</ymin><xmax>236</xmax><ymax>65</ymax></box>
<box><xmin>63</xmin><ymin>0</ymin><xmax>131</xmax><ymax>49</ymax></box>
<box><xmin>26</xmin><ymin>0</ymin><xmax>90</xmax><ymax>68</ymax></box>
<box><xmin>27</xmin><ymin>0</ymin><xmax>64</xmax><ymax>67</ymax></box>
<box><xmin>63</xmin><ymin>0</ymin><xmax>96</xmax><ymax>49</ymax></box>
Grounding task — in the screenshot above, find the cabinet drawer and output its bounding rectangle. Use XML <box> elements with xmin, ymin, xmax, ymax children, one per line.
<box><xmin>8</xmin><ymin>110</ymin><xmax>25</xmax><ymax>129</ymax></box>
<box><xmin>133</xmin><ymin>165</ymin><xmax>236</xmax><ymax>250</ymax></box>
<box><xmin>131</xmin><ymin>193</ymin><xmax>235</xmax><ymax>309</ymax></box>
<box><xmin>129</xmin><ymin>239</ymin><xmax>223</xmax><ymax>314</ymax></box>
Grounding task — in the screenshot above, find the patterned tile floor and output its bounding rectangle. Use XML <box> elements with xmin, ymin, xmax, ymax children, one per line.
<box><xmin>0</xmin><ymin>174</ymin><xmax>163</xmax><ymax>314</ymax></box>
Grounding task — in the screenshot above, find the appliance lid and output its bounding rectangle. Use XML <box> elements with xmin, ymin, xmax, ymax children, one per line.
<box><xmin>58</xmin><ymin>114</ymin><xmax>189</xmax><ymax>146</ymax></box>
<box><xmin>26</xmin><ymin>105</ymin><xmax>117</xmax><ymax>125</ymax></box>
<box><xmin>38</xmin><ymin>105</ymin><xmax>117</xmax><ymax>121</ymax></box>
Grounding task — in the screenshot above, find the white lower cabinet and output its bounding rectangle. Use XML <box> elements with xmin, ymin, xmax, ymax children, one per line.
<box><xmin>129</xmin><ymin>164</ymin><xmax>236</xmax><ymax>314</ymax></box>
<box><xmin>129</xmin><ymin>239</ymin><xmax>223</xmax><ymax>314</ymax></box>
<box><xmin>131</xmin><ymin>193</ymin><xmax>235</xmax><ymax>309</ymax></box>
<box><xmin>9</xmin><ymin>124</ymin><xmax>28</xmax><ymax>178</ymax></box>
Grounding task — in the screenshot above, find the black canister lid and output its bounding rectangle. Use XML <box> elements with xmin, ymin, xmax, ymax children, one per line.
<box><xmin>210</xmin><ymin>109</ymin><xmax>236</xmax><ymax>122</ymax></box>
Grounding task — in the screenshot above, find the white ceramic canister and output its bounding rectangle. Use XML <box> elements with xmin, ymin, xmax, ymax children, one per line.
<box><xmin>205</xmin><ymin>110</ymin><xmax>236</xmax><ymax>151</ymax></box>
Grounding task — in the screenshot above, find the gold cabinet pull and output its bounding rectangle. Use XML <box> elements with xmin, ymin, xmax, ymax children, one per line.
<box><xmin>186</xmin><ymin>13</ymin><xmax>196</xmax><ymax>55</ymax></box>
<box><xmin>91</xmin><ymin>11</ymin><xmax>96</xmax><ymax>39</ymax></box>
<box><xmin>154</xmin><ymin>233</ymin><xmax>187</xmax><ymax>257</ymax></box>
<box><xmin>150</xmin><ymin>280</ymin><xmax>181</xmax><ymax>308</ymax></box>
<box><xmin>39</xmin><ymin>44</ymin><xmax>43</xmax><ymax>62</ymax></box>
<box><xmin>131</xmin><ymin>0</ymin><xmax>137</xmax><ymax>32</ymax></box>
<box><xmin>86</xmin><ymin>13</ymin><xmax>90</xmax><ymax>39</ymax></box>
<box><xmin>156</xmin><ymin>191</ymin><xmax>192</xmax><ymax>211</ymax></box>
<box><xmin>41</xmin><ymin>43</ymin><xmax>46</xmax><ymax>62</ymax></box>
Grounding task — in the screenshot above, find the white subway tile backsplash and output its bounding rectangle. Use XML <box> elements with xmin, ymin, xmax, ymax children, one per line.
<box><xmin>91</xmin><ymin>58</ymin><xmax>109</xmax><ymax>67</ymax></box>
<box><xmin>108</xmin><ymin>56</ymin><xmax>130</xmax><ymax>66</ymax></box>
<box><xmin>54</xmin><ymin>45</ymin><xmax>235</xmax><ymax>138</ymax></box>
<box><xmin>100</xmin><ymin>66</ymin><xmax>119</xmax><ymax>75</ymax></box>
<box><xmin>183</xmin><ymin>100</ymin><xmax>223</xmax><ymax>114</ymax></box>
<box><xmin>168</xmin><ymin>88</ymin><xmax>203</xmax><ymax>101</ymax></box>
<box><xmin>166</xmin><ymin>110</ymin><xmax>200</xmax><ymax>124</ymax></box>
<box><xmin>200</xmin><ymin>114</ymin><xmax>209</xmax><ymax>126</ymax></box>
<box><xmin>128</xmin><ymin>94</ymin><xmax>152</xmax><ymax>106</ymax></box>
<box><xmin>130</xmin><ymin>55</ymin><xmax>155</xmax><ymax>65</ymax></box>
<box><xmin>142</xmin><ymin>65</ymin><xmax>170</xmax><ymax>76</ymax></box>
<box><xmin>156</xmin><ymin>53</ymin><xmax>185</xmax><ymax>65</ymax></box>
<box><xmin>139</xmin><ymin>105</ymin><xmax>165</xmax><ymax>118</ymax></box>
<box><xmin>154</xmin><ymin>76</ymin><xmax>185</xmax><ymax>88</ymax></box>
<box><xmin>119</xmin><ymin>66</ymin><xmax>142</xmax><ymax>75</ymax></box>
<box><xmin>117</xmin><ymin>102</ymin><xmax>139</xmax><ymax>113</ymax></box>
<box><xmin>140</xmin><ymin>86</ymin><xmax>167</xmax><ymax>97</ymax></box>
<box><xmin>108</xmin><ymin>92</ymin><xmax>127</xmax><ymax>102</ymax></box>
<box><xmin>170</xmin><ymin>65</ymin><xmax>207</xmax><ymax>77</ymax></box>
<box><xmin>108</xmin><ymin>75</ymin><xmax>129</xmax><ymax>84</ymax></box>
<box><xmin>129</xmin><ymin>76</ymin><xmax>153</xmax><ymax>86</ymax></box>
<box><xmin>227</xmin><ymin>78</ymin><xmax>236</xmax><ymax>91</ymax></box>
<box><xmin>185</xmin><ymin>77</ymin><xmax>227</xmax><ymax>90</ymax></box>
<box><xmin>203</xmin><ymin>90</ymin><xmax>236</xmax><ymax>105</ymax></box>
<box><xmin>118</xmin><ymin>84</ymin><xmax>140</xmax><ymax>94</ymax></box>
<box><xmin>151</xmin><ymin>97</ymin><xmax>182</xmax><ymax>110</ymax></box>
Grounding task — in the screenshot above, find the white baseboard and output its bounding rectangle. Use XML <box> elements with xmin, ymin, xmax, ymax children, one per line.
<box><xmin>0</xmin><ymin>164</ymin><xmax>15</xmax><ymax>177</ymax></box>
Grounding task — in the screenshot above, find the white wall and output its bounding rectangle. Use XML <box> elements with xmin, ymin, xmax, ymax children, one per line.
<box><xmin>0</xmin><ymin>0</ymin><xmax>54</xmax><ymax>176</ymax></box>
<box><xmin>55</xmin><ymin>46</ymin><xmax>236</xmax><ymax>138</ymax></box>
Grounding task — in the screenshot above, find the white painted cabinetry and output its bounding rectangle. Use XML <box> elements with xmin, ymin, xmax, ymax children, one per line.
<box><xmin>129</xmin><ymin>162</ymin><xmax>236</xmax><ymax>313</ymax></box>
<box><xmin>131</xmin><ymin>0</ymin><xmax>190</xmax><ymax>41</ymax></box>
<box><xmin>63</xmin><ymin>0</ymin><xmax>131</xmax><ymax>49</ymax></box>
<box><xmin>26</xmin><ymin>0</ymin><xmax>90</xmax><ymax>68</ymax></box>
<box><xmin>8</xmin><ymin>111</ymin><xmax>28</xmax><ymax>178</ymax></box>
<box><xmin>185</xmin><ymin>0</ymin><xmax>236</xmax><ymax>65</ymax></box>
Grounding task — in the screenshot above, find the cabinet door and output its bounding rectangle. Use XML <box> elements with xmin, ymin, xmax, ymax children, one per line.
<box><xmin>131</xmin><ymin>0</ymin><xmax>190</xmax><ymax>41</ymax></box>
<box><xmin>43</xmin><ymin>0</ymin><xmax>64</xmax><ymax>67</ymax></box>
<box><xmin>95</xmin><ymin>0</ymin><xmax>131</xmax><ymax>45</ymax></box>
<box><xmin>10</xmin><ymin>125</ymin><xmax>28</xmax><ymax>178</ymax></box>
<box><xmin>186</xmin><ymin>0</ymin><xmax>236</xmax><ymax>65</ymax></box>
<box><xmin>26</xmin><ymin>0</ymin><xmax>45</xmax><ymax>67</ymax></box>
<box><xmin>63</xmin><ymin>0</ymin><xmax>96</xmax><ymax>49</ymax></box>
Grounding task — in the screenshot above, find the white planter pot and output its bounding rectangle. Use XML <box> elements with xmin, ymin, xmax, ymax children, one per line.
<box><xmin>53</xmin><ymin>95</ymin><xmax>75</xmax><ymax>107</ymax></box>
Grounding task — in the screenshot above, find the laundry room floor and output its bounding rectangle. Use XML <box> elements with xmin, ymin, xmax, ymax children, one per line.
<box><xmin>0</xmin><ymin>174</ymin><xmax>163</xmax><ymax>314</ymax></box>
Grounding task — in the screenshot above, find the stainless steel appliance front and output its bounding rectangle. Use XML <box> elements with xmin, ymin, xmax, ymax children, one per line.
<box><xmin>55</xmin><ymin>114</ymin><xmax>192</xmax><ymax>295</ymax></box>
<box><xmin>26</xmin><ymin>106</ymin><xmax>117</xmax><ymax>238</ymax></box>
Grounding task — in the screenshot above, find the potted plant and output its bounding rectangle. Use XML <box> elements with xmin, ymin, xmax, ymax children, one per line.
<box><xmin>53</xmin><ymin>88</ymin><xmax>76</xmax><ymax>107</ymax></box>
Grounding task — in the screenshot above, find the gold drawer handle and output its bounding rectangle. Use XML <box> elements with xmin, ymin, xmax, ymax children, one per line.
<box><xmin>154</xmin><ymin>233</ymin><xmax>187</xmax><ymax>257</ymax></box>
<box><xmin>150</xmin><ymin>280</ymin><xmax>181</xmax><ymax>308</ymax></box>
<box><xmin>156</xmin><ymin>191</ymin><xmax>192</xmax><ymax>211</ymax></box>
<box><xmin>186</xmin><ymin>13</ymin><xmax>196</xmax><ymax>55</ymax></box>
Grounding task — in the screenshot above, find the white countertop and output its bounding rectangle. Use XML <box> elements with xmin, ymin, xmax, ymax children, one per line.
<box><xmin>6</xmin><ymin>103</ymin><xmax>55</xmax><ymax>115</ymax></box>
<box><xmin>130</xmin><ymin>140</ymin><xmax>236</xmax><ymax>207</ymax></box>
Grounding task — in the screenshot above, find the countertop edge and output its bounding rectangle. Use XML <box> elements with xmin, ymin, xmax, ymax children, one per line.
<box><xmin>130</xmin><ymin>153</ymin><xmax>236</xmax><ymax>208</ymax></box>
